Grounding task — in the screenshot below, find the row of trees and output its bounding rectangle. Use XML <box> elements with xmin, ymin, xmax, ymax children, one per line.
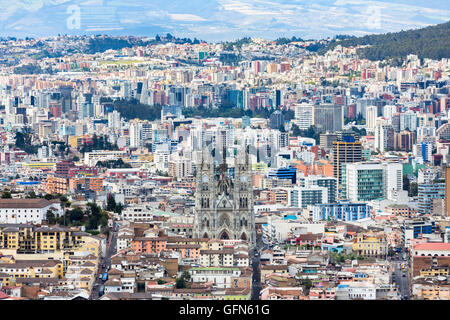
<box><xmin>182</xmin><ymin>105</ymin><xmax>292</xmax><ymax>120</ymax></box>
<box><xmin>79</xmin><ymin>134</ymin><xmax>119</xmax><ymax>154</ymax></box>
<box><xmin>155</xmin><ymin>34</ymin><xmax>202</xmax><ymax>45</ymax></box>
<box><xmin>15</xmin><ymin>131</ymin><xmax>38</xmax><ymax>154</ymax></box>
<box><xmin>96</xmin><ymin>158</ymin><xmax>132</xmax><ymax>169</ymax></box>
<box><xmin>1</xmin><ymin>189</ymin><xmax>110</xmax><ymax>233</ymax></box>
<box><xmin>113</xmin><ymin>99</ymin><xmax>162</xmax><ymax>122</ymax></box>
<box><xmin>403</xmin><ymin>175</ymin><xmax>418</xmax><ymax>197</ymax></box>
<box><xmin>85</xmin><ymin>37</ymin><xmax>143</xmax><ymax>54</ymax></box>
<box><xmin>52</xmin><ymin>202</ymin><xmax>109</xmax><ymax>231</ymax></box>
<box><xmin>329</xmin><ymin>251</ymin><xmax>365</xmax><ymax>263</ymax></box>
<box><xmin>290</xmin><ymin>124</ymin><xmax>321</xmax><ymax>144</ymax></box>
<box><xmin>222</xmin><ymin>37</ymin><xmax>252</xmax><ymax>51</ymax></box>
<box><xmin>106</xmin><ymin>194</ymin><xmax>124</xmax><ymax>215</ymax></box>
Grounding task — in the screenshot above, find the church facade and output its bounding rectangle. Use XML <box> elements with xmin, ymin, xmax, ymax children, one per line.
<box><xmin>193</xmin><ymin>147</ymin><xmax>256</xmax><ymax>249</ymax></box>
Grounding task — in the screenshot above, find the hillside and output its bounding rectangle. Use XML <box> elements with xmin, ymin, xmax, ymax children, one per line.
<box><xmin>318</xmin><ymin>21</ymin><xmax>450</xmax><ymax>62</ymax></box>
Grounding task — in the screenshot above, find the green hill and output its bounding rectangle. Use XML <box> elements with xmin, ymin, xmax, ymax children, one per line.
<box><xmin>318</xmin><ymin>21</ymin><xmax>450</xmax><ymax>62</ymax></box>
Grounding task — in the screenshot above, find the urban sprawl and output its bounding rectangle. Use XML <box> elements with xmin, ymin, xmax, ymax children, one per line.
<box><xmin>0</xmin><ymin>34</ymin><xmax>449</xmax><ymax>301</ymax></box>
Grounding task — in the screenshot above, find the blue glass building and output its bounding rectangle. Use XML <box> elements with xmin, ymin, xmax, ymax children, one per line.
<box><xmin>312</xmin><ymin>201</ymin><xmax>369</xmax><ymax>222</ymax></box>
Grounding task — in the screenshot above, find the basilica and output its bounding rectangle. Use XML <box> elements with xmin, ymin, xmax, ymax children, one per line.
<box><xmin>193</xmin><ymin>146</ymin><xmax>256</xmax><ymax>249</ymax></box>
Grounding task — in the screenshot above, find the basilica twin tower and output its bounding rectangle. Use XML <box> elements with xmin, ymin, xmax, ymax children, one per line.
<box><xmin>193</xmin><ymin>146</ymin><xmax>256</xmax><ymax>249</ymax></box>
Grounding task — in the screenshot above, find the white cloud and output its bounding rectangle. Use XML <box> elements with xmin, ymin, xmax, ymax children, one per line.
<box><xmin>169</xmin><ymin>13</ymin><xmax>207</xmax><ymax>22</ymax></box>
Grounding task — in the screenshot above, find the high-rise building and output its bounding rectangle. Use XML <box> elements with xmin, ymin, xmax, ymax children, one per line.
<box><xmin>242</xmin><ymin>116</ymin><xmax>250</xmax><ymax>129</ymax></box>
<box><xmin>418</xmin><ymin>183</ymin><xmax>445</xmax><ymax>215</ymax></box>
<box><xmin>374</xmin><ymin>121</ymin><xmax>395</xmax><ymax>152</ymax></box>
<box><xmin>394</xmin><ymin>131</ymin><xmax>416</xmax><ymax>151</ymax></box>
<box><xmin>400</xmin><ymin>111</ymin><xmax>418</xmax><ymax>131</ymax></box>
<box><xmin>313</xmin><ymin>104</ymin><xmax>343</xmax><ymax>133</ymax></box>
<box><xmin>383</xmin><ymin>105</ymin><xmax>397</xmax><ymax>122</ymax></box>
<box><xmin>342</xmin><ymin>163</ymin><xmax>384</xmax><ymax>202</ymax></box>
<box><xmin>366</xmin><ymin>106</ymin><xmax>378</xmax><ymax>133</ymax></box>
<box><xmin>413</xmin><ymin>142</ymin><xmax>433</xmax><ymax>162</ymax></box>
<box><xmin>270</xmin><ymin>110</ymin><xmax>285</xmax><ymax>130</ymax></box>
<box><xmin>129</xmin><ymin>120</ymin><xmax>143</xmax><ymax>148</ymax></box>
<box><xmin>108</xmin><ymin>111</ymin><xmax>121</xmax><ymax>131</ymax></box>
<box><xmin>299</xmin><ymin>175</ymin><xmax>338</xmax><ymax>203</ymax></box>
<box><xmin>445</xmin><ymin>166</ymin><xmax>450</xmax><ymax>217</ymax></box>
<box><xmin>313</xmin><ymin>201</ymin><xmax>369</xmax><ymax>222</ymax></box>
<box><xmin>294</xmin><ymin>103</ymin><xmax>313</xmax><ymax>130</ymax></box>
<box><xmin>320</xmin><ymin>133</ymin><xmax>338</xmax><ymax>150</ymax></box>
<box><xmin>332</xmin><ymin>136</ymin><xmax>363</xmax><ymax>185</ymax></box>
<box><xmin>289</xmin><ymin>187</ymin><xmax>328</xmax><ymax>208</ymax></box>
<box><xmin>341</xmin><ymin>162</ymin><xmax>402</xmax><ymax>202</ymax></box>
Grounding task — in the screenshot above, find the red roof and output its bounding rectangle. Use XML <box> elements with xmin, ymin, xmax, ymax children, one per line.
<box><xmin>413</xmin><ymin>243</ymin><xmax>450</xmax><ymax>251</ymax></box>
<box><xmin>0</xmin><ymin>292</ymin><xmax>10</xmax><ymax>299</ymax></box>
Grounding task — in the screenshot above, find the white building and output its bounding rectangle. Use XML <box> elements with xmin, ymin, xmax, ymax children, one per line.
<box><xmin>84</xmin><ymin>150</ymin><xmax>127</xmax><ymax>166</ymax></box>
<box><xmin>366</xmin><ymin>106</ymin><xmax>378</xmax><ymax>133</ymax></box>
<box><xmin>121</xmin><ymin>205</ymin><xmax>153</xmax><ymax>223</ymax></box>
<box><xmin>374</xmin><ymin>120</ymin><xmax>394</xmax><ymax>152</ymax></box>
<box><xmin>294</xmin><ymin>103</ymin><xmax>313</xmax><ymax>130</ymax></box>
<box><xmin>343</xmin><ymin>162</ymin><xmax>402</xmax><ymax>202</ymax></box>
<box><xmin>0</xmin><ymin>199</ymin><xmax>63</xmax><ymax>224</ymax></box>
<box><xmin>189</xmin><ymin>267</ymin><xmax>241</xmax><ymax>289</ymax></box>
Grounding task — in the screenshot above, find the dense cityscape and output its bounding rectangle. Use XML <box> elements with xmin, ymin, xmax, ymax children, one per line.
<box><xmin>0</xmin><ymin>19</ymin><xmax>449</xmax><ymax>302</ymax></box>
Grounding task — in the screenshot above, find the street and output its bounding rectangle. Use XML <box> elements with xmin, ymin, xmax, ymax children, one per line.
<box><xmin>392</xmin><ymin>250</ymin><xmax>410</xmax><ymax>299</ymax></box>
<box><xmin>90</xmin><ymin>223</ymin><xmax>118</xmax><ymax>300</ymax></box>
<box><xmin>251</xmin><ymin>232</ymin><xmax>263</xmax><ymax>300</ymax></box>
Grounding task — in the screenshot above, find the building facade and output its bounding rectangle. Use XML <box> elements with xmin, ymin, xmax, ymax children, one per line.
<box><xmin>193</xmin><ymin>147</ymin><xmax>256</xmax><ymax>248</ymax></box>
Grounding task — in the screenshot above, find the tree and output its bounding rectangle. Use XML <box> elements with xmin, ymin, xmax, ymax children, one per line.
<box><xmin>107</xmin><ymin>194</ymin><xmax>117</xmax><ymax>211</ymax></box>
<box><xmin>26</xmin><ymin>191</ymin><xmax>37</xmax><ymax>198</ymax></box>
<box><xmin>291</xmin><ymin>123</ymin><xmax>302</xmax><ymax>136</ymax></box>
<box><xmin>298</xmin><ymin>278</ymin><xmax>313</xmax><ymax>294</ymax></box>
<box><xmin>176</xmin><ymin>277</ymin><xmax>186</xmax><ymax>289</ymax></box>
<box><xmin>69</xmin><ymin>208</ymin><xmax>84</xmax><ymax>222</ymax></box>
<box><xmin>114</xmin><ymin>203</ymin><xmax>124</xmax><ymax>215</ymax></box>
<box><xmin>409</xmin><ymin>182</ymin><xmax>418</xmax><ymax>197</ymax></box>
<box><xmin>403</xmin><ymin>175</ymin><xmax>410</xmax><ymax>192</ymax></box>
<box><xmin>176</xmin><ymin>271</ymin><xmax>191</xmax><ymax>289</ymax></box>
<box><xmin>1</xmin><ymin>189</ymin><xmax>12</xmax><ymax>199</ymax></box>
<box><xmin>46</xmin><ymin>210</ymin><xmax>56</xmax><ymax>225</ymax></box>
<box><xmin>44</xmin><ymin>194</ymin><xmax>54</xmax><ymax>200</ymax></box>
<box><xmin>15</xmin><ymin>131</ymin><xmax>38</xmax><ymax>154</ymax></box>
<box><xmin>291</xmin><ymin>124</ymin><xmax>320</xmax><ymax>144</ymax></box>
<box><xmin>99</xmin><ymin>215</ymin><xmax>108</xmax><ymax>228</ymax></box>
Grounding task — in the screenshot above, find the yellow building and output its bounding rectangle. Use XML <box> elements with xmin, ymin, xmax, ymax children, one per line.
<box><xmin>352</xmin><ymin>232</ymin><xmax>388</xmax><ymax>258</ymax></box>
<box><xmin>420</xmin><ymin>267</ymin><xmax>450</xmax><ymax>277</ymax></box>
<box><xmin>0</xmin><ymin>259</ymin><xmax>63</xmax><ymax>279</ymax></box>
<box><xmin>68</xmin><ymin>136</ymin><xmax>84</xmax><ymax>148</ymax></box>
<box><xmin>0</xmin><ymin>272</ymin><xmax>12</xmax><ymax>286</ymax></box>
<box><xmin>22</xmin><ymin>162</ymin><xmax>56</xmax><ymax>170</ymax></box>
<box><xmin>169</xmin><ymin>237</ymin><xmax>209</xmax><ymax>250</ymax></box>
<box><xmin>417</xmin><ymin>285</ymin><xmax>450</xmax><ymax>300</ymax></box>
<box><xmin>0</xmin><ymin>225</ymin><xmax>99</xmax><ymax>255</ymax></box>
<box><xmin>0</xmin><ymin>225</ymin><xmax>102</xmax><ymax>278</ymax></box>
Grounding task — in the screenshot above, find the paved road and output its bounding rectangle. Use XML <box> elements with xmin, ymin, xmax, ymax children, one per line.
<box><xmin>392</xmin><ymin>250</ymin><xmax>410</xmax><ymax>299</ymax></box>
<box><xmin>251</xmin><ymin>232</ymin><xmax>263</xmax><ymax>300</ymax></box>
<box><xmin>90</xmin><ymin>224</ymin><xmax>118</xmax><ymax>300</ymax></box>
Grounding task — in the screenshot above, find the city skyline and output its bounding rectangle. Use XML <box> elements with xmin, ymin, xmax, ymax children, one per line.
<box><xmin>0</xmin><ymin>0</ymin><xmax>448</xmax><ymax>303</ymax></box>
